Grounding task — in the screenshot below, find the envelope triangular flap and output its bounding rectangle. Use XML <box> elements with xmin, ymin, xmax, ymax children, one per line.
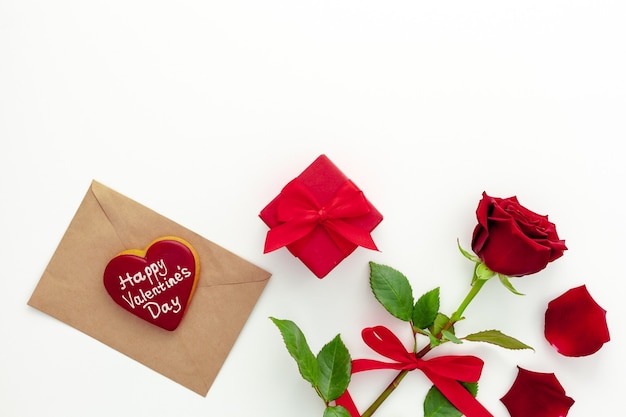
<box><xmin>28</xmin><ymin>180</ymin><xmax>271</xmax><ymax>396</ymax></box>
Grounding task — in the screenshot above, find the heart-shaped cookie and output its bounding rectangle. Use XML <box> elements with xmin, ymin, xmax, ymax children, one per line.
<box><xmin>103</xmin><ymin>237</ymin><xmax>200</xmax><ymax>331</ymax></box>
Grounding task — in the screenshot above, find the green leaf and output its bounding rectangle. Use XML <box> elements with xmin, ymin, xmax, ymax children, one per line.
<box><xmin>428</xmin><ymin>332</ymin><xmax>441</xmax><ymax>348</ymax></box>
<box><xmin>498</xmin><ymin>274</ymin><xmax>525</xmax><ymax>295</ymax></box>
<box><xmin>424</xmin><ymin>382</ymin><xmax>478</xmax><ymax>417</ymax></box>
<box><xmin>412</xmin><ymin>287</ymin><xmax>440</xmax><ymax>330</ymax></box>
<box><xmin>323</xmin><ymin>405</ymin><xmax>352</xmax><ymax>417</ymax></box>
<box><xmin>462</xmin><ymin>381</ymin><xmax>478</xmax><ymax>397</ymax></box>
<box><xmin>465</xmin><ymin>329</ymin><xmax>534</xmax><ymax>351</ymax></box>
<box><xmin>316</xmin><ymin>334</ymin><xmax>352</xmax><ymax>402</ymax></box>
<box><xmin>369</xmin><ymin>262</ymin><xmax>414</xmax><ymax>321</ymax></box>
<box><xmin>441</xmin><ymin>329</ymin><xmax>462</xmax><ymax>344</ymax></box>
<box><xmin>457</xmin><ymin>239</ymin><xmax>480</xmax><ymax>262</ymax></box>
<box><xmin>270</xmin><ymin>317</ymin><xmax>319</xmax><ymax>386</ymax></box>
<box><xmin>429</xmin><ymin>312</ymin><xmax>451</xmax><ymax>337</ymax></box>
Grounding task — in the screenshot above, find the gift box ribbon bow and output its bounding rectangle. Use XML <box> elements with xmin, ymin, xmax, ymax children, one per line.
<box><xmin>263</xmin><ymin>179</ymin><xmax>379</xmax><ymax>254</ymax></box>
<box><xmin>336</xmin><ymin>326</ymin><xmax>494</xmax><ymax>417</ymax></box>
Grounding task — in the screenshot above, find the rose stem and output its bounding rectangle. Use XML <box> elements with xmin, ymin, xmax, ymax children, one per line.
<box><xmin>449</xmin><ymin>277</ymin><xmax>488</xmax><ymax>323</ymax></box>
<box><xmin>360</xmin><ymin>277</ymin><xmax>489</xmax><ymax>417</ymax></box>
<box><xmin>360</xmin><ymin>370</ymin><xmax>410</xmax><ymax>417</ymax></box>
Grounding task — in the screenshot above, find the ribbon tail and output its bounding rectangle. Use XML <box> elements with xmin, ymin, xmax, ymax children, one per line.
<box><xmin>335</xmin><ymin>390</ymin><xmax>361</xmax><ymax>417</ymax></box>
<box><xmin>424</xmin><ymin>371</ymin><xmax>494</xmax><ymax>417</ymax></box>
<box><xmin>325</xmin><ymin>219</ymin><xmax>379</xmax><ymax>252</ymax></box>
<box><xmin>263</xmin><ymin>219</ymin><xmax>317</xmax><ymax>253</ymax></box>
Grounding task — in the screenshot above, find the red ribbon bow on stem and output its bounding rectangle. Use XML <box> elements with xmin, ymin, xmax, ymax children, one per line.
<box><xmin>336</xmin><ymin>326</ymin><xmax>494</xmax><ymax>417</ymax></box>
<box><xmin>263</xmin><ymin>179</ymin><xmax>379</xmax><ymax>254</ymax></box>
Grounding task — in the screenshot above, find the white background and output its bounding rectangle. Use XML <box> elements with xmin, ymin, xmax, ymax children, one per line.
<box><xmin>1</xmin><ymin>1</ymin><xmax>624</xmax><ymax>416</ymax></box>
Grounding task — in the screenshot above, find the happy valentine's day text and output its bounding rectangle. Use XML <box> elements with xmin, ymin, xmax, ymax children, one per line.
<box><xmin>117</xmin><ymin>259</ymin><xmax>192</xmax><ymax>319</ymax></box>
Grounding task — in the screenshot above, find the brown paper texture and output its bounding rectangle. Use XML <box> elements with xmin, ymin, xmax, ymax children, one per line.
<box><xmin>28</xmin><ymin>180</ymin><xmax>271</xmax><ymax>396</ymax></box>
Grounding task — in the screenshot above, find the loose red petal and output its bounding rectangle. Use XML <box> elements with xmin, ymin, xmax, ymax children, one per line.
<box><xmin>501</xmin><ymin>367</ymin><xmax>574</xmax><ymax>417</ymax></box>
<box><xmin>545</xmin><ymin>285</ymin><xmax>610</xmax><ymax>357</ymax></box>
<box><xmin>544</xmin><ymin>285</ymin><xmax>611</xmax><ymax>356</ymax></box>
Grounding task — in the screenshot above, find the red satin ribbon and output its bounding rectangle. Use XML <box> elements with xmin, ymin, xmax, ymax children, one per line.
<box><xmin>336</xmin><ymin>326</ymin><xmax>494</xmax><ymax>417</ymax></box>
<box><xmin>264</xmin><ymin>179</ymin><xmax>378</xmax><ymax>254</ymax></box>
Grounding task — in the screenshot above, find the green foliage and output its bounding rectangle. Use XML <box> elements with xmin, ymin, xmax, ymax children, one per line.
<box><xmin>457</xmin><ymin>239</ymin><xmax>479</xmax><ymax>263</ymax></box>
<box><xmin>498</xmin><ymin>274</ymin><xmax>525</xmax><ymax>295</ymax></box>
<box><xmin>441</xmin><ymin>329</ymin><xmax>462</xmax><ymax>344</ymax></box>
<box><xmin>323</xmin><ymin>405</ymin><xmax>352</xmax><ymax>417</ymax></box>
<box><xmin>270</xmin><ymin>318</ymin><xmax>352</xmax><ymax>405</ymax></box>
<box><xmin>273</xmin><ymin>259</ymin><xmax>535</xmax><ymax>417</ymax></box>
<box><xmin>424</xmin><ymin>382</ymin><xmax>478</xmax><ymax>417</ymax></box>
<box><xmin>430</xmin><ymin>313</ymin><xmax>451</xmax><ymax>337</ymax></box>
<box><xmin>270</xmin><ymin>317</ymin><xmax>318</xmax><ymax>385</ymax></box>
<box><xmin>457</xmin><ymin>241</ymin><xmax>496</xmax><ymax>286</ymax></box>
<box><xmin>317</xmin><ymin>335</ymin><xmax>352</xmax><ymax>402</ymax></box>
<box><xmin>475</xmin><ymin>262</ymin><xmax>495</xmax><ymax>281</ymax></box>
<box><xmin>427</xmin><ymin>333</ymin><xmax>441</xmax><ymax>348</ymax></box>
<box><xmin>369</xmin><ymin>262</ymin><xmax>415</xmax><ymax>321</ymax></box>
<box><xmin>412</xmin><ymin>287</ymin><xmax>440</xmax><ymax>330</ymax></box>
<box><xmin>465</xmin><ymin>329</ymin><xmax>534</xmax><ymax>351</ymax></box>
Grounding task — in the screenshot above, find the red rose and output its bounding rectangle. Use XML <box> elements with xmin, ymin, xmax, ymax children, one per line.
<box><xmin>501</xmin><ymin>366</ymin><xmax>575</xmax><ymax>417</ymax></box>
<box><xmin>471</xmin><ymin>192</ymin><xmax>567</xmax><ymax>277</ymax></box>
<box><xmin>544</xmin><ymin>285</ymin><xmax>610</xmax><ymax>357</ymax></box>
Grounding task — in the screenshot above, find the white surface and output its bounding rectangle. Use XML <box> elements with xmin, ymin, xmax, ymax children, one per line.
<box><xmin>1</xmin><ymin>2</ymin><xmax>624</xmax><ymax>416</ymax></box>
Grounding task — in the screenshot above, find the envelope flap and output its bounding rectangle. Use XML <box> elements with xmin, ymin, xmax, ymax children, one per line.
<box><xmin>193</xmin><ymin>237</ymin><xmax>272</xmax><ymax>287</ymax></box>
<box><xmin>91</xmin><ymin>180</ymin><xmax>270</xmax><ymax>287</ymax></box>
<box><xmin>90</xmin><ymin>180</ymin><xmax>165</xmax><ymax>249</ymax></box>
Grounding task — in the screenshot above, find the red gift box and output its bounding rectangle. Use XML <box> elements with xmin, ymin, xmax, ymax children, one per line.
<box><xmin>260</xmin><ymin>154</ymin><xmax>383</xmax><ymax>278</ymax></box>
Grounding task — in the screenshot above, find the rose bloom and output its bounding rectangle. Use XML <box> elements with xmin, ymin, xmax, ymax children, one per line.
<box><xmin>545</xmin><ymin>285</ymin><xmax>610</xmax><ymax>357</ymax></box>
<box><xmin>471</xmin><ymin>192</ymin><xmax>567</xmax><ymax>277</ymax></box>
<box><xmin>501</xmin><ymin>366</ymin><xmax>574</xmax><ymax>417</ymax></box>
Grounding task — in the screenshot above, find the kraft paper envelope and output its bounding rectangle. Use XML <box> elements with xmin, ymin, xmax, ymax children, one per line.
<box><xmin>28</xmin><ymin>180</ymin><xmax>271</xmax><ymax>396</ymax></box>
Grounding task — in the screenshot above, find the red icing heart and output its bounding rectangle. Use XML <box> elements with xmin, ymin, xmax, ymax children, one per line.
<box><xmin>103</xmin><ymin>237</ymin><xmax>200</xmax><ymax>331</ymax></box>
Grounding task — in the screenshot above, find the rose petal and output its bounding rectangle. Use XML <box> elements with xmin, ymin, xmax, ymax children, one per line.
<box><xmin>475</xmin><ymin>216</ymin><xmax>552</xmax><ymax>276</ymax></box>
<box><xmin>501</xmin><ymin>366</ymin><xmax>574</xmax><ymax>417</ymax></box>
<box><xmin>545</xmin><ymin>285</ymin><xmax>610</xmax><ymax>357</ymax></box>
<box><xmin>471</xmin><ymin>192</ymin><xmax>566</xmax><ymax>277</ymax></box>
